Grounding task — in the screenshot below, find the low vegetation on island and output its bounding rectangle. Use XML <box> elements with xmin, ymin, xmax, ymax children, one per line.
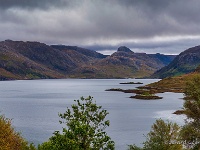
<box><xmin>106</xmin><ymin>88</ymin><xmax>163</xmax><ymax>100</ymax></box>
<box><xmin>106</xmin><ymin>81</ymin><xmax>163</xmax><ymax>100</ymax></box>
<box><xmin>130</xmin><ymin>91</ymin><xmax>162</xmax><ymax>100</ymax></box>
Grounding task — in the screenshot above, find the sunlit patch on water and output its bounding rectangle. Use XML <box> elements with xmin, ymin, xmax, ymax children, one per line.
<box><xmin>154</xmin><ymin>110</ymin><xmax>186</xmax><ymax>125</ymax></box>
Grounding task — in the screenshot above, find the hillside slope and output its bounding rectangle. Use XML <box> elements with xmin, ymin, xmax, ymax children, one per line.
<box><xmin>151</xmin><ymin>45</ymin><xmax>200</xmax><ymax>78</ymax></box>
<box><xmin>142</xmin><ymin>65</ymin><xmax>200</xmax><ymax>94</ymax></box>
<box><xmin>0</xmin><ymin>40</ymin><xmax>104</xmax><ymax>80</ymax></box>
<box><xmin>0</xmin><ymin>42</ymin><xmax>65</xmax><ymax>80</ymax></box>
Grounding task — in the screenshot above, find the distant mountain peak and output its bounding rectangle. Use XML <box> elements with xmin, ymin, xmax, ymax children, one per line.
<box><xmin>117</xmin><ymin>46</ymin><xmax>133</xmax><ymax>53</ymax></box>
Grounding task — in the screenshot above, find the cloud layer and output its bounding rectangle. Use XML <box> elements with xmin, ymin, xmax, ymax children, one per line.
<box><xmin>1</xmin><ymin>0</ymin><xmax>200</xmax><ymax>54</ymax></box>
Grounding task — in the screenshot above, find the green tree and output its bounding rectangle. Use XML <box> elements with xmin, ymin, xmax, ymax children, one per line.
<box><xmin>127</xmin><ymin>144</ymin><xmax>142</xmax><ymax>150</ymax></box>
<box><xmin>180</xmin><ymin>75</ymin><xmax>200</xmax><ymax>149</ymax></box>
<box><xmin>0</xmin><ymin>114</ymin><xmax>36</xmax><ymax>150</ymax></box>
<box><xmin>39</xmin><ymin>96</ymin><xmax>115</xmax><ymax>150</ymax></box>
<box><xmin>143</xmin><ymin>119</ymin><xmax>182</xmax><ymax>150</ymax></box>
<box><xmin>128</xmin><ymin>119</ymin><xmax>182</xmax><ymax>150</ymax></box>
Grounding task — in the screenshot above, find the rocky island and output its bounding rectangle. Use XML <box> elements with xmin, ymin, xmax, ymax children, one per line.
<box><xmin>106</xmin><ymin>87</ymin><xmax>163</xmax><ymax>100</ymax></box>
<box><xmin>119</xmin><ymin>82</ymin><xmax>143</xmax><ymax>84</ymax></box>
<box><xmin>130</xmin><ymin>94</ymin><xmax>162</xmax><ymax>100</ymax></box>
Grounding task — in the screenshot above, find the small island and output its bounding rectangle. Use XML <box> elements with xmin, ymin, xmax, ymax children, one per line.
<box><xmin>106</xmin><ymin>88</ymin><xmax>163</xmax><ymax>100</ymax></box>
<box><xmin>106</xmin><ymin>74</ymin><xmax>194</xmax><ymax>100</ymax></box>
<box><xmin>173</xmin><ymin>110</ymin><xmax>185</xmax><ymax>115</ymax></box>
<box><xmin>120</xmin><ymin>82</ymin><xmax>143</xmax><ymax>84</ymax></box>
<box><xmin>130</xmin><ymin>94</ymin><xmax>162</xmax><ymax>100</ymax></box>
<box><xmin>105</xmin><ymin>88</ymin><xmax>124</xmax><ymax>92</ymax></box>
<box><xmin>130</xmin><ymin>90</ymin><xmax>162</xmax><ymax>100</ymax></box>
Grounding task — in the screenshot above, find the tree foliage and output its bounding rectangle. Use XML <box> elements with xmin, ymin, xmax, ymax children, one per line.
<box><xmin>127</xmin><ymin>144</ymin><xmax>142</xmax><ymax>150</ymax></box>
<box><xmin>0</xmin><ymin>114</ymin><xmax>36</xmax><ymax>150</ymax></box>
<box><xmin>39</xmin><ymin>96</ymin><xmax>115</xmax><ymax>150</ymax></box>
<box><xmin>143</xmin><ymin>119</ymin><xmax>182</xmax><ymax>150</ymax></box>
<box><xmin>180</xmin><ymin>75</ymin><xmax>200</xmax><ymax>149</ymax></box>
<box><xmin>128</xmin><ymin>119</ymin><xmax>182</xmax><ymax>150</ymax></box>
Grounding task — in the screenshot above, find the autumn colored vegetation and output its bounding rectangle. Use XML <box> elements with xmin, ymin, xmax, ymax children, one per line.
<box><xmin>0</xmin><ymin>115</ymin><xmax>35</xmax><ymax>150</ymax></box>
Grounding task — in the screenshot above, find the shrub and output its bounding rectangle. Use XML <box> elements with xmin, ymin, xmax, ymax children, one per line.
<box><xmin>39</xmin><ymin>96</ymin><xmax>115</xmax><ymax>150</ymax></box>
<box><xmin>0</xmin><ymin>114</ymin><xmax>36</xmax><ymax>150</ymax></box>
<box><xmin>128</xmin><ymin>119</ymin><xmax>182</xmax><ymax>150</ymax></box>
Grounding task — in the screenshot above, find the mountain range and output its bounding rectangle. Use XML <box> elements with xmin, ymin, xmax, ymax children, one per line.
<box><xmin>0</xmin><ymin>40</ymin><xmax>175</xmax><ymax>80</ymax></box>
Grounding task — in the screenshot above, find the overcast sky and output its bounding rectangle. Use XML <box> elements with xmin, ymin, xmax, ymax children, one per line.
<box><xmin>1</xmin><ymin>0</ymin><xmax>200</xmax><ymax>55</ymax></box>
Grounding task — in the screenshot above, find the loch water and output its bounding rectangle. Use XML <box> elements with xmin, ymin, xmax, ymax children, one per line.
<box><xmin>0</xmin><ymin>79</ymin><xmax>184</xmax><ymax>149</ymax></box>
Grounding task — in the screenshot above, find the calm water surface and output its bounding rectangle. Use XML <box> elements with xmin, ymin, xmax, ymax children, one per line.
<box><xmin>0</xmin><ymin>79</ymin><xmax>184</xmax><ymax>149</ymax></box>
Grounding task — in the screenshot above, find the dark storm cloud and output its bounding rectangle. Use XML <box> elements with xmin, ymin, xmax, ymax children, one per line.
<box><xmin>0</xmin><ymin>0</ymin><xmax>74</xmax><ymax>9</ymax></box>
<box><xmin>1</xmin><ymin>0</ymin><xmax>200</xmax><ymax>54</ymax></box>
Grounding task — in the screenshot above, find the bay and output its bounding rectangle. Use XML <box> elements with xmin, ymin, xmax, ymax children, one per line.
<box><xmin>0</xmin><ymin>79</ymin><xmax>184</xmax><ymax>149</ymax></box>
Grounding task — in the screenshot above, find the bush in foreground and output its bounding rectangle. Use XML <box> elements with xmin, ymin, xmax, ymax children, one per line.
<box><xmin>38</xmin><ymin>96</ymin><xmax>115</xmax><ymax>150</ymax></box>
<box><xmin>180</xmin><ymin>75</ymin><xmax>200</xmax><ymax>149</ymax></box>
<box><xmin>128</xmin><ymin>119</ymin><xmax>182</xmax><ymax>150</ymax></box>
<box><xmin>0</xmin><ymin>114</ymin><xmax>35</xmax><ymax>150</ymax></box>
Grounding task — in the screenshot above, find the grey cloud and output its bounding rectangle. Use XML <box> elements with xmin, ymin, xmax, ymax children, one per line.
<box><xmin>84</xmin><ymin>38</ymin><xmax>200</xmax><ymax>55</ymax></box>
<box><xmin>116</xmin><ymin>0</ymin><xmax>173</xmax><ymax>11</ymax></box>
<box><xmin>0</xmin><ymin>0</ymin><xmax>54</xmax><ymax>9</ymax></box>
<box><xmin>78</xmin><ymin>0</ymin><xmax>200</xmax><ymax>40</ymax></box>
<box><xmin>1</xmin><ymin>0</ymin><xmax>200</xmax><ymax>55</ymax></box>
